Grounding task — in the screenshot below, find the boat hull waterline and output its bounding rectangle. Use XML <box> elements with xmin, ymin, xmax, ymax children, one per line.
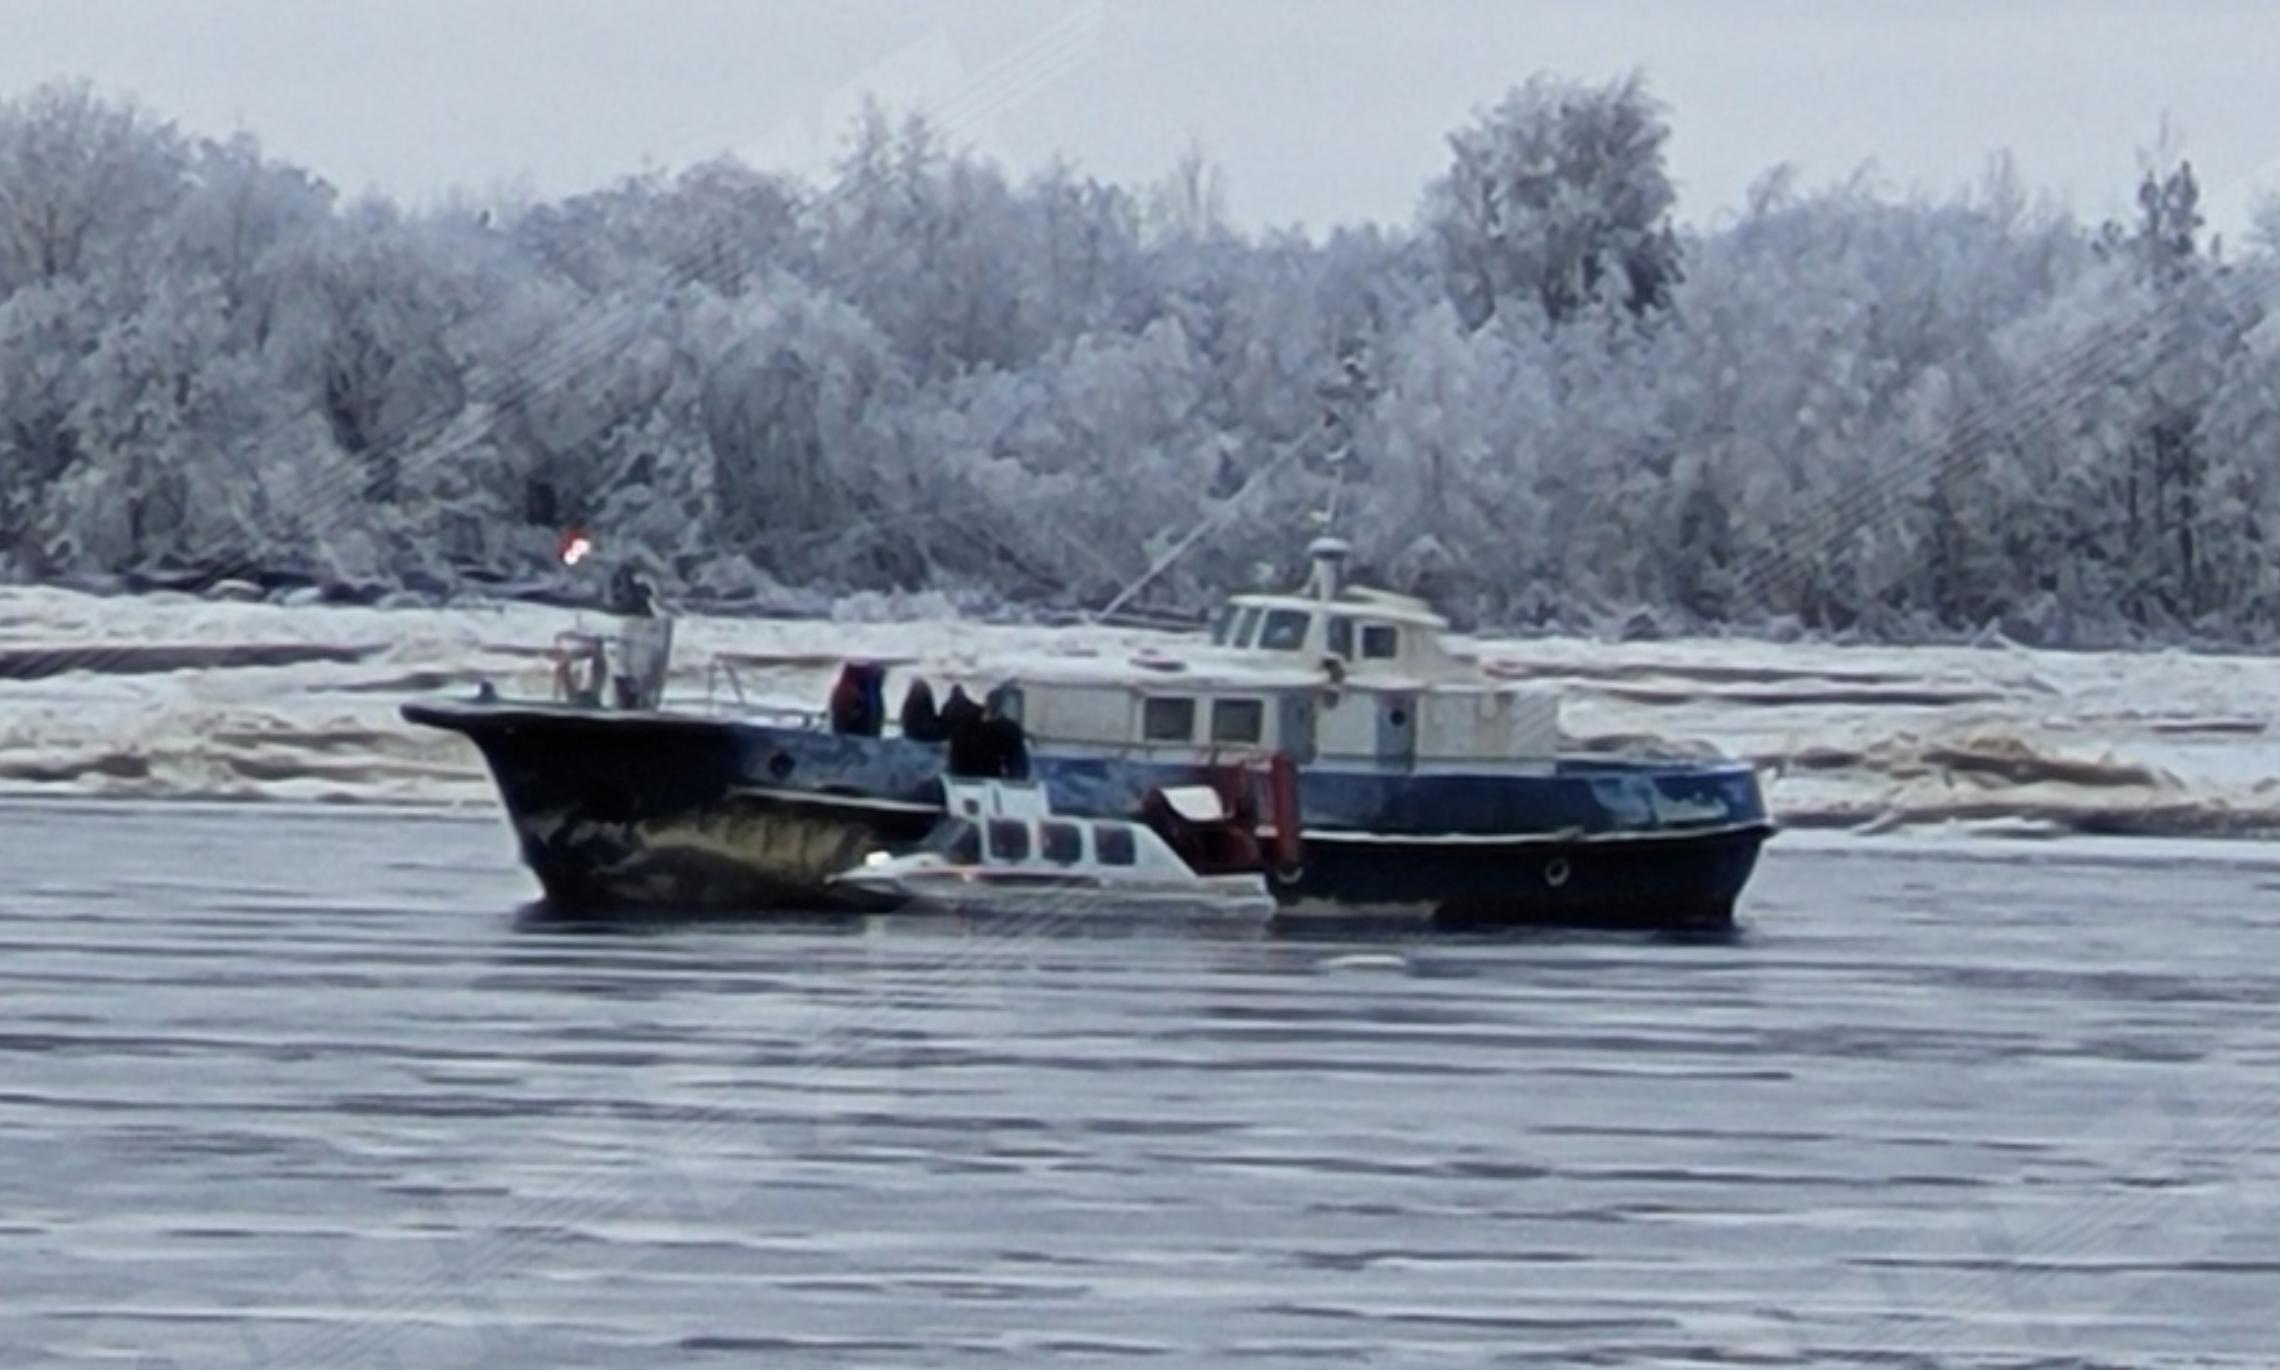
<box><xmin>829</xmin><ymin>870</ymin><xmax>1280</xmax><ymax>922</ymax></box>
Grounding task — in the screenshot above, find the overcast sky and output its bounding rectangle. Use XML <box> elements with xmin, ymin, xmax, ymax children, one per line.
<box><xmin>5</xmin><ymin>0</ymin><xmax>2278</xmax><ymax>242</ymax></box>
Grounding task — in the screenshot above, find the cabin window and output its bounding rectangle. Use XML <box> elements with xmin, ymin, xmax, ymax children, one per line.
<box><xmin>986</xmin><ymin>819</ymin><xmax>1030</xmax><ymax>862</ymax></box>
<box><xmin>1039</xmin><ymin>821</ymin><xmax>1083</xmax><ymax>865</ymax></box>
<box><xmin>1211</xmin><ymin>697</ymin><xmax>1265</xmax><ymax>744</ymax></box>
<box><xmin>1142</xmin><ymin>696</ymin><xmax>1197</xmax><ymax>742</ymax></box>
<box><xmin>1093</xmin><ymin>824</ymin><xmax>1137</xmax><ymax>866</ymax></box>
<box><xmin>1232</xmin><ymin>605</ymin><xmax>1263</xmax><ymax>648</ymax></box>
<box><xmin>1326</xmin><ymin>615</ymin><xmax>1354</xmax><ymax>658</ymax></box>
<box><xmin>1258</xmin><ymin>608</ymin><xmax>1311</xmax><ymax>651</ymax></box>
<box><xmin>1361</xmin><ymin>624</ymin><xmax>1401</xmax><ymax>660</ymax></box>
<box><xmin>926</xmin><ymin>820</ymin><xmax>982</xmax><ymax>863</ymax></box>
<box><xmin>1208</xmin><ymin>604</ymin><xmax>1236</xmax><ymax>646</ymax></box>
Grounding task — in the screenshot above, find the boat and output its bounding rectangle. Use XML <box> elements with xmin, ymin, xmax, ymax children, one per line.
<box><xmin>827</xmin><ymin>776</ymin><xmax>1276</xmax><ymax>919</ymax></box>
<box><xmin>403</xmin><ymin>537</ymin><xmax>1773</xmax><ymax>927</ymax></box>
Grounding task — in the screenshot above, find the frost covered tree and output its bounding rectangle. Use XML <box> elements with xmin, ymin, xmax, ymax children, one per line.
<box><xmin>279</xmin><ymin>202</ymin><xmax>476</xmax><ymax>507</ymax></box>
<box><xmin>1145</xmin><ymin>141</ymin><xmax>1230</xmax><ymax>245</ymax></box>
<box><xmin>2035</xmin><ymin>155</ymin><xmax>2269</xmax><ymax>628</ymax></box>
<box><xmin>514</xmin><ymin>157</ymin><xmax>806</xmax><ymax>299</ymax></box>
<box><xmin>0</xmin><ymin>80</ymin><xmax>187</xmax><ymax>293</ymax></box>
<box><xmin>0</xmin><ymin>280</ymin><xmax>101</xmax><ymax>566</ymax></box>
<box><xmin>1018</xmin><ymin>159</ymin><xmax>1147</xmax><ymax>343</ymax></box>
<box><xmin>164</xmin><ymin>132</ymin><xmax>335</xmax><ymax>347</ymax></box>
<box><xmin>694</xmin><ymin>281</ymin><xmax>912</xmax><ymax>578</ymax></box>
<box><xmin>1361</xmin><ymin>303</ymin><xmax>1558</xmax><ymax>616</ymax></box>
<box><xmin>815</xmin><ymin>104</ymin><xmax>1033</xmax><ymax>379</ymax></box>
<box><xmin>1424</xmin><ymin>73</ymin><xmax>1682</xmax><ymax>331</ymax></box>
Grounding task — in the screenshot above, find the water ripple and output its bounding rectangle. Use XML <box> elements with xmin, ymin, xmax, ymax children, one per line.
<box><xmin>3</xmin><ymin>800</ymin><xmax>2278</xmax><ymax>1368</ymax></box>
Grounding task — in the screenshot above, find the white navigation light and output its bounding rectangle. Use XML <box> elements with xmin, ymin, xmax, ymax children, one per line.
<box><xmin>560</xmin><ymin>531</ymin><xmax>594</xmax><ymax>566</ymax></box>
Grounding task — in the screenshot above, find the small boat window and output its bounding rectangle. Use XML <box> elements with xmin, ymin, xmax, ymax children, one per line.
<box><xmin>1257</xmin><ymin>608</ymin><xmax>1311</xmax><ymax>651</ymax></box>
<box><xmin>1093</xmin><ymin>824</ymin><xmax>1137</xmax><ymax>866</ymax></box>
<box><xmin>1232</xmin><ymin>605</ymin><xmax>1263</xmax><ymax>648</ymax></box>
<box><xmin>986</xmin><ymin>819</ymin><xmax>1030</xmax><ymax>862</ymax></box>
<box><xmin>1211</xmin><ymin>697</ymin><xmax>1265</xmax><ymax>743</ymax></box>
<box><xmin>925</xmin><ymin>819</ymin><xmax>982</xmax><ymax>864</ymax></box>
<box><xmin>1361</xmin><ymin>624</ymin><xmax>1401</xmax><ymax>659</ymax></box>
<box><xmin>1326</xmin><ymin>615</ymin><xmax>1354</xmax><ymax>658</ymax></box>
<box><xmin>1142</xmin><ymin>696</ymin><xmax>1196</xmax><ymax>742</ymax></box>
<box><xmin>1039</xmin><ymin>820</ymin><xmax>1083</xmax><ymax>865</ymax></box>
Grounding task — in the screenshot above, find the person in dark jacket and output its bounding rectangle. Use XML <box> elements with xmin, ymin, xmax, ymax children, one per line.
<box><xmin>944</xmin><ymin>684</ymin><xmax>1029</xmax><ymax>778</ymax></box>
<box><xmin>980</xmin><ymin>713</ymin><xmax>1030</xmax><ymax>778</ymax></box>
<box><xmin>941</xmin><ymin>685</ymin><xmax>987</xmax><ymax>774</ymax></box>
<box><xmin>939</xmin><ymin>684</ymin><xmax>983</xmax><ymax>733</ymax></box>
<box><xmin>607</xmin><ymin>564</ymin><xmax>655</xmax><ymax>617</ymax></box>
<box><xmin>900</xmin><ymin>677</ymin><xmax>944</xmax><ymax>741</ymax></box>
<box><xmin>857</xmin><ymin>663</ymin><xmax>886</xmax><ymax>736</ymax></box>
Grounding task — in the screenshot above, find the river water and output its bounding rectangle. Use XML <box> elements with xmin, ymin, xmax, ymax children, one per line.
<box><xmin>4</xmin><ymin>800</ymin><xmax>2278</xmax><ymax>1367</ymax></box>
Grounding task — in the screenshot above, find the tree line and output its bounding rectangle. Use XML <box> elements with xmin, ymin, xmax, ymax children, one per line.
<box><xmin>3</xmin><ymin>74</ymin><xmax>2277</xmax><ymax>645</ymax></box>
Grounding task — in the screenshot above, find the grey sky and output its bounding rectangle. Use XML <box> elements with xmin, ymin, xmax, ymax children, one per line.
<box><xmin>5</xmin><ymin>0</ymin><xmax>2277</xmax><ymax>241</ymax></box>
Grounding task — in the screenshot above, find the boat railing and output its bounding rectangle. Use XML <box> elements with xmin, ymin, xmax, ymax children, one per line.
<box><xmin>1018</xmin><ymin>733</ymin><xmax>1281</xmax><ymax>769</ymax></box>
<box><xmin>680</xmin><ymin>658</ymin><xmax>825</xmax><ymax>727</ymax></box>
<box><xmin>705</xmin><ymin>657</ymin><xmax>751</xmax><ymax>710</ymax></box>
<box><xmin>548</xmin><ymin>630</ymin><xmax>611</xmax><ymax>707</ymax></box>
<box><xmin>549</xmin><ymin>619</ymin><xmax>673</xmax><ymax>710</ymax></box>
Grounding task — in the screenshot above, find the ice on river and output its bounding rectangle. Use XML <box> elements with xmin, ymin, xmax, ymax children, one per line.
<box><xmin>4</xmin><ymin>585</ymin><xmax>2278</xmax><ymax>843</ymax></box>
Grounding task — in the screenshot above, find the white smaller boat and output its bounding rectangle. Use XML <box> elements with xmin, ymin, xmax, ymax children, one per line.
<box><xmin>829</xmin><ymin>777</ymin><xmax>1274</xmax><ymax>919</ymax></box>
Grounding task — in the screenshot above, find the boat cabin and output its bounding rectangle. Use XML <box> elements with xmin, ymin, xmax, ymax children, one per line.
<box><xmin>1206</xmin><ymin>537</ymin><xmax>1459</xmax><ymax>681</ymax></box>
<box><xmin>889</xmin><ymin>777</ymin><xmax>1232</xmax><ymax>884</ymax></box>
<box><xmin>951</xmin><ymin>538</ymin><xmax>1558</xmax><ymax>771</ymax></box>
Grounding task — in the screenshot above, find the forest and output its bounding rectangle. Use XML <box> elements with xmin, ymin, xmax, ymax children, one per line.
<box><xmin>3</xmin><ymin>73</ymin><xmax>2278</xmax><ymax>646</ymax></box>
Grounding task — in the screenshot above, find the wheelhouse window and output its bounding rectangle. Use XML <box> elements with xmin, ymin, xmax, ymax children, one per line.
<box><xmin>1211</xmin><ymin>697</ymin><xmax>1265</xmax><ymax>744</ymax></box>
<box><xmin>986</xmin><ymin>820</ymin><xmax>1030</xmax><ymax>861</ymax></box>
<box><xmin>1326</xmin><ymin>615</ymin><xmax>1354</xmax><ymax>659</ymax></box>
<box><xmin>1361</xmin><ymin>624</ymin><xmax>1401</xmax><ymax>660</ymax></box>
<box><xmin>1093</xmin><ymin>824</ymin><xmax>1137</xmax><ymax>866</ymax></box>
<box><xmin>1142</xmin><ymin>696</ymin><xmax>1197</xmax><ymax>742</ymax></box>
<box><xmin>1039</xmin><ymin>821</ymin><xmax>1083</xmax><ymax>865</ymax></box>
<box><xmin>1208</xmin><ymin>604</ymin><xmax>1236</xmax><ymax>646</ymax></box>
<box><xmin>1231</xmin><ymin>605</ymin><xmax>1263</xmax><ymax>648</ymax></box>
<box><xmin>1257</xmin><ymin>608</ymin><xmax>1311</xmax><ymax>651</ymax></box>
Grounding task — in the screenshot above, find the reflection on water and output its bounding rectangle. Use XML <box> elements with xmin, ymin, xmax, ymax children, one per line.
<box><xmin>3</xmin><ymin>799</ymin><xmax>2277</xmax><ymax>1368</ymax></box>
<box><xmin>511</xmin><ymin>897</ymin><xmax>1755</xmax><ymax>951</ymax></box>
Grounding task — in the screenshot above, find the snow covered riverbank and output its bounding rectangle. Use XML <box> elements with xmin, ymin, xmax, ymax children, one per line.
<box><xmin>5</xmin><ymin>585</ymin><xmax>2278</xmax><ymax>843</ymax></box>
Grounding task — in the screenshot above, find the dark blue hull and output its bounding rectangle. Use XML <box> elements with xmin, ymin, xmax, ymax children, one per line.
<box><xmin>403</xmin><ymin>701</ymin><xmax>1772</xmax><ymax>927</ymax></box>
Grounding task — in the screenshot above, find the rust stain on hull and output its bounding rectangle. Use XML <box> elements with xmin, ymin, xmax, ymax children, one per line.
<box><xmin>514</xmin><ymin>791</ymin><xmax>933</xmax><ymax>912</ymax></box>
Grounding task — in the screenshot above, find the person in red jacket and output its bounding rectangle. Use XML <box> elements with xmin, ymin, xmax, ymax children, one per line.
<box><xmin>828</xmin><ymin>662</ymin><xmax>884</xmax><ymax>736</ymax></box>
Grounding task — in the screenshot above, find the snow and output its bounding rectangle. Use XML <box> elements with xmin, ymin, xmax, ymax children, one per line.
<box><xmin>6</xmin><ymin>584</ymin><xmax>2278</xmax><ymax>847</ymax></box>
<box><xmin>1489</xmin><ymin>632</ymin><xmax>2280</xmax><ymax>840</ymax></box>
